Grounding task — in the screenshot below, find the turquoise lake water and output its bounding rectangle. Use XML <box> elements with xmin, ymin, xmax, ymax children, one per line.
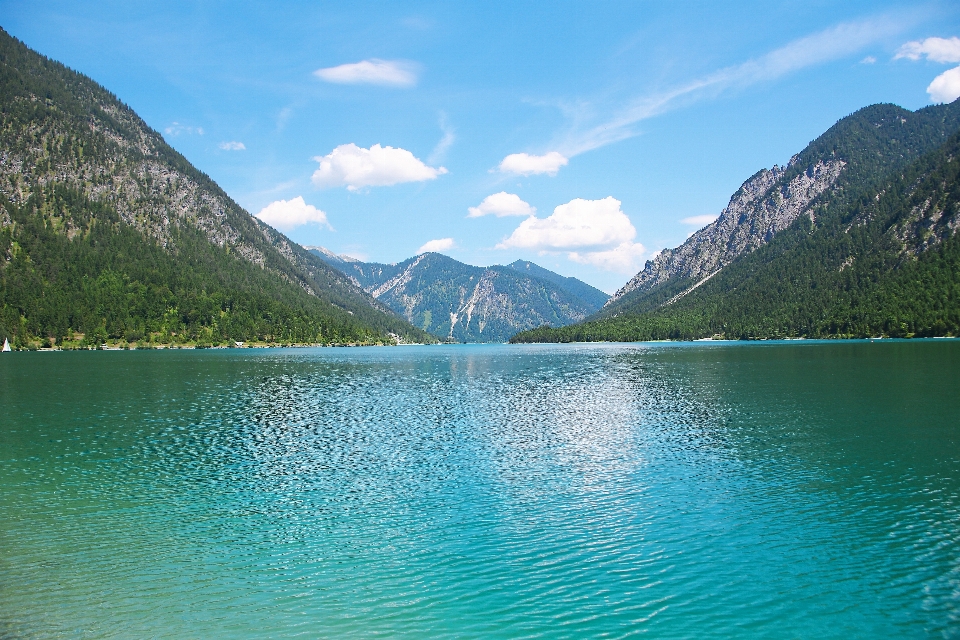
<box><xmin>1</xmin><ymin>341</ymin><xmax>959</xmax><ymax>638</ymax></box>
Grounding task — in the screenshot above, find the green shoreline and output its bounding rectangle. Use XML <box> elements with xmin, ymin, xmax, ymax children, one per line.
<box><xmin>6</xmin><ymin>335</ymin><xmax>959</xmax><ymax>352</ymax></box>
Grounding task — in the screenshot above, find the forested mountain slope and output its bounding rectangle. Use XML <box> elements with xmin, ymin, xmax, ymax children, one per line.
<box><xmin>0</xmin><ymin>28</ymin><xmax>434</xmax><ymax>347</ymax></box>
<box><xmin>309</xmin><ymin>249</ymin><xmax>608</xmax><ymax>342</ymax></box>
<box><xmin>505</xmin><ymin>260</ymin><xmax>609</xmax><ymax>310</ymax></box>
<box><xmin>513</xmin><ymin>101</ymin><xmax>960</xmax><ymax>343</ymax></box>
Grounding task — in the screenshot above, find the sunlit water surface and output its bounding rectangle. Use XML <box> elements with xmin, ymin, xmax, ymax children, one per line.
<box><xmin>1</xmin><ymin>341</ymin><xmax>959</xmax><ymax>638</ymax></box>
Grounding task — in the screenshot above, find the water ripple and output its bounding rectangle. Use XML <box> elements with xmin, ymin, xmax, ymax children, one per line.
<box><xmin>1</xmin><ymin>342</ymin><xmax>959</xmax><ymax>638</ymax></box>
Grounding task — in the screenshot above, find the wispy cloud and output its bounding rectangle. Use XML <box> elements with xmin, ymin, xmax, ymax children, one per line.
<box><xmin>314</xmin><ymin>59</ymin><xmax>418</xmax><ymax>87</ymax></box>
<box><xmin>276</xmin><ymin>106</ymin><xmax>294</xmax><ymax>132</ymax></box>
<box><xmin>429</xmin><ymin>113</ymin><xmax>456</xmax><ymax>164</ymax></box>
<box><xmin>557</xmin><ymin>16</ymin><xmax>908</xmax><ymax>156</ymax></box>
<box><xmin>251</xmin><ymin>179</ymin><xmax>299</xmax><ymax>197</ymax></box>
<box><xmin>165</xmin><ymin>122</ymin><xmax>203</xmax><ymax>137</ymax></box>
<box><xmin>219</xmin><ymin>141</ymin><xmax>246</xmax><ymax>151</ymax></box>
<box><xmin>680</xmin><ymin>214</ymin><xmax>718</xmax><ymax>226</ymax></box>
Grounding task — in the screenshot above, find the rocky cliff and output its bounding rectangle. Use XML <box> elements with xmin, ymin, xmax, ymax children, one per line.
<box><xmin>607</xmin><ymin>158</ymin><xmax>844</xmax><ymax>307</ymax></box>
<box><xmin>601</xmin><ymin>102</ymin><xmax>960</xmax><ymax>317</ymax></box>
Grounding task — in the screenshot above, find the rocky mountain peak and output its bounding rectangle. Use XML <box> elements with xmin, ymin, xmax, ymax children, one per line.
<box><xmin>605</xmin><ymin>158</ymin><xmax>844</xmax><ymax>308</ymax></box>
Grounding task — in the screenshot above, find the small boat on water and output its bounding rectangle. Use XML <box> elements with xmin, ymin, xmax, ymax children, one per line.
<box><xmin>2</xmin><ymin>338</ymin><xmax>10</xmax><ymax>352</ymax></box>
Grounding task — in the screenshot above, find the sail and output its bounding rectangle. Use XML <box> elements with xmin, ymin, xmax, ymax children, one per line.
<box><xmin>2</xmin><ymin>338</ymin><xmax>10</xmax><ymax>352</ymax></box>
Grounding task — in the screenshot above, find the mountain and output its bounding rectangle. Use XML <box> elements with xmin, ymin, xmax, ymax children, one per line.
<box><xmin>302</xmin><ymin>245</ymin><xmax>361</xmax><ymax>269</ymax></box>
<box><xmin>513</xmin><ymin>101</ymin><xmax>960</xmax><ymax>343</ymax></box>
<box><xmin>308</xmin><ymin>249</ymin><xmax>608</xmax><ymax>342</ymax></box>
<box><xmin>505</xmin><ymin>260</ymin><xmax>610</xmax><ymax>309</ymax></box>
<box><xmin>0</xmin><ymin>28</ymin><xmax>434</xmax><ymax>348</ymax></box>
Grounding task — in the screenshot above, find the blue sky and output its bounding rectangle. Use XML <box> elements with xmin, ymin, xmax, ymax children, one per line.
<box><xmin>3</xmin><ymin>1</ymin><xmax>960</xmax><ymax>292</ymax></box>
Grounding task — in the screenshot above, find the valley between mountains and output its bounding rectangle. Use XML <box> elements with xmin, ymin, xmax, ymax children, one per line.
<box><xmin>1</xmin><ymin>25</ymin><xmax>958</xmax><ymax>348</ymax></box>
<box><xmin>305</xmin><ymin>249</ymin><xmax>608</xmax><ymax>343</ymax></box>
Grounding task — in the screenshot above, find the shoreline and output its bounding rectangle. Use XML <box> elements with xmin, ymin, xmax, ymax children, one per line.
<box><xmin>4</xmin><ymin>335</ymin><xmax>959</xmax><ymax>353</ymax></box>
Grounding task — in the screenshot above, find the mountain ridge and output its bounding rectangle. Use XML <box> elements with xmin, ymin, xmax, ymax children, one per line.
<box><xmin>599</xmin><ymin>102</ymin><xmax>960</xmax><ymax>319</ymax></box>
<box><xmin>513</xmin><ymin>100</ymin><xmax>960</xmax><ymax>342</ymax></box>
<box><xmin>308</xmin><ymin>248</ymin><xmax>609</xmax><ymax>342</ymax></box>
<box><xmin>505</xmin><ymin>260</ymin><xmax>611</xmax><ymax>309</ymax></box>
<box><xmin>0</xmin><ymin>27</ymin><xmax>434</xmax><ymax>347</ymax></box>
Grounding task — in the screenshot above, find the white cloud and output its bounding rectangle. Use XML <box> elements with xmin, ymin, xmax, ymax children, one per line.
<box><xmin>468</xmin><ymin>192</ymin><xmax>536</xmax><ymax>218</ymax></box>
<box><xmin>569</xmin><ymin>241</ymin><xmax>646</xmax><ymax>274</ymax></box>
<box><xmin>429</xmin><ymin>113</ymin><xmax>455</xmax><ymax>164</ymax></box>
<box><xmin>894</xmin><ymin>37</ymin><xmax>960</xmax><ymax>104</ymax></box>
<box><xmin>498</xmin><ymin>151</ymin><xmax>568</xmax><ymax>176</ymax></box>
<box><xmin>255</xmin><ymin>197</ymin><xmax>332</xmax><ymax>232</ymax></box>
<box><xmin>496</xmin><ymin>197</ymin><xmax>644</xmax><ymax>273</ymax></box>
<box><xmin>165</xmin><ymin>122</ymin><xmax>203</xmax><ymax>136</ymax></box>
<box><xmin>895</xmin><ymin>37</ymin><xmax>960</xmax><ymax>63</ymax></box>
<box><xmin>418</xmin><ymin>237</ymin><xmax>455</xmax><ymax>254</ymax></box>
<box><xmin>861</xmin><ymin>56</ymin><xmax>877</xmax><ymax>64</ymax></box>
<box><xmin>680</xmin><ymin>214</ymin><xmax>719</xmax><ymax>226</ymax></box>
<box><xmin>928</xmin><ymin>66</ymin><xmax>960</xmax><ymax>103</ymax></box>
<box><xmin>219</xmin><ymin>141</ymin><xmax>245</xmax><ymax>151</ymax></box>
<box><xmin>498</xmin><ymin>197</ymin><xmax>634</xmax><ymax>251</ymax></box>
<box><xmin>312</xmin><ymin>143</ymin><xmax>447</xmax><ymax>191</ymax></box>
<box><xmin>314</xmin><ymin>59</ymin><xmax>418</xmax><ymax>87</ymax></box>
<box><xmin>559</xmin><ymin>16</ymin><xmax>908</xmax><ymax>156</ymax></box>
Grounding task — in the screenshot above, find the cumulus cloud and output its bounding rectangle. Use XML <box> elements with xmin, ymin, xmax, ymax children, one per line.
<box><xmin>496</xmin><ymin>197</ymin><xmax>644</xmax><ymax>272</ymax></box>
<box><xmin>312</xmin><ymin>143</ymin><xmax>447</xmax><ymax>191</ymax></box>
<box><xmin>680</xmin><ymin>214</ymin><xmax>719</xmax><ymax>226</ymax></box>
<box><xmin>418</xmin><ymin>238</ymin><xmax>455</xmax><ymax>254</ymax></box>
<box><xmin>219</xmin><ymin>141</ymin><xmax>245</xmax><ymax>151</ymax></box>
<box><xmin>165</xmin><ymin>122</ymin><xmax>203</xmax><ymax>136</ymax></box>
<box><xmin>895</xmin><ymin>36</ymin><xmax>960</xmax><ymax>104</ymax></box>
<box><xmin>895</xmin><ymin>37</ymin><xmax>960</xmax><ymax>63</ymax></box>
<box><xmin>468</xmin><ymin>192</ymin><xmax>536</xmax><ymax>218</ymax></box>
<box><xmin>569</xmin><ymin>241</ymin><xmax>646</xmax><ymax>273</ymax></box>
<box><xmin>314</xmin><ymin>59</ymin><xmax>418</xmax><ymax>87</ymax></box>
<box><xmin>498</xmin><ymin>197</ymin><xmax>634</xmax><ymax>251</ymax></box>
<box><xmin>928</xmin><ymin>66</ymin><xmax>960</xmax><ymax>103</ymax></box>
<box><xmin>497</xmin><ymin>197</ymin><xmax>645</xmax><ymax>273</ymax></box>
<box><xmin>498</xmin><ymin>151</ymin><xmax>568</xmax><ymax>176</ymax></box>
<box><xmin>255</xmin><ymin>197</ymin><xmax>331</xmax><ymax>232</ymax></box>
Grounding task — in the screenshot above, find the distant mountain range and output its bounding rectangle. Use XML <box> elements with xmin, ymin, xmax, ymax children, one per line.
<box><xmin>306</xmin><ymin>248</ymin><xmax>608</xmax><ymax>342</ymax></box>
<box><xmin>0</xmin><ymin>28</ymin><xmax>434</xmax><ymax>348</ymax></box>
<box><xmin>514</xmin><ymin>100</ymin><xmax>960</xmax><ymax>342</ymax></box>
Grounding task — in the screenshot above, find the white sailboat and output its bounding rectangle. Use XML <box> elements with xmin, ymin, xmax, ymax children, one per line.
<box><xmin>2</xmin><ymin>338</ymin><xmax>10</xmax><ymax>352</ymax></box>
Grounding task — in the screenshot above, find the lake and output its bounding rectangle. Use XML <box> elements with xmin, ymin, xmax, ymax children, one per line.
<box><xmin>1</xmin><ymin>341</ymin><xmax>959</xmax><ymax>638</ymax></box>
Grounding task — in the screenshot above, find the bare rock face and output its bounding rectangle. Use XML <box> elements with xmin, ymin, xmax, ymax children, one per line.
<box><xmin>888</xmin><ymin>194</ymin><xmax>960</xmax><ymax>258</ymax></box>
<box><xmin>606</xmin><ymin>158</ymin><xmax>845</xmax><ymax>308</ymax></box>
